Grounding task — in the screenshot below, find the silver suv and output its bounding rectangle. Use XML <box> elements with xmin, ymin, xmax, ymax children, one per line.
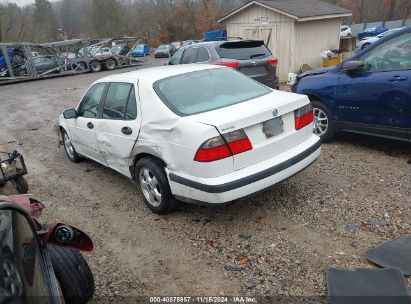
<box><xmin>168</xmin><ymin>40</ymin><xmax>279</xmax><ymax>89</ymax></box>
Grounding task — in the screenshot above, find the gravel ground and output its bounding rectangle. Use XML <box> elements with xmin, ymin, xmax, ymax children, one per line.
<box><xmin>0</xmin><ymin>56</ymin><xmax>410</xmax><ymax>302</ymax></box>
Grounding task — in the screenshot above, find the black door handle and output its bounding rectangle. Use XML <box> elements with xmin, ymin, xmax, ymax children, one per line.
<box><xmin>121</xmin><ymin>127</ymin><xmax>133</xmax><ymax>135</ymax></box>
<box><xmin>87</xmin><ymin>122</ymin><xmax>94</xmax><ymax>129</ymax></box>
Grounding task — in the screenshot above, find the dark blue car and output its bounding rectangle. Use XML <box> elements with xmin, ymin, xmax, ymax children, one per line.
<box><xmin>292</xmin><ymin>27</ymin><xmax>411</xmax><ymax>142</ymax></box>
<box><xmin>358</xmin><ymin>26</ymin><xmax>388</xmax><ymax>40</ymax></box>
<box><xmin>0</xmin><ymin>48</ymin><xmax>24</xmax><ymax>71</ymax></box>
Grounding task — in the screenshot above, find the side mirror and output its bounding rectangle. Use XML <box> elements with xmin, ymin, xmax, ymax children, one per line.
<box><xmin>45</xmin><ymin>223</ymin><xmax>93</xmax><ymax>252</ymax></box>
<box><xmin>341</xmin><ymin>60</ymin><xmax>364</xmax><ymax>73</ymax></box>
<box><xmin>63</xmin><ymin>108</ymin><xmax>77</xmax><ymax>119</ymax></box>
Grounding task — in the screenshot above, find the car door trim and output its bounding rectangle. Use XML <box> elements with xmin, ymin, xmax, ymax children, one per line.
<box><xmin>169</xmin><ymin>139</ymin><xmax>322</xmax><ymax>193</ymax></box>
<box><xmin>339</xmin><ymin>122</ymin><xmax>409</xmax><ymax>141</ymax></box>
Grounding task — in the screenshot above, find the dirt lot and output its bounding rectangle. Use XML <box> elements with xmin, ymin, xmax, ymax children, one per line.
<box><xmin>0</xmin><ymin>56</ymin><xmax>410</xmax><ymax>302</ymax></box>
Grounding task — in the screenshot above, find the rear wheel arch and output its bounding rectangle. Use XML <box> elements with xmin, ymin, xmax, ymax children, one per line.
<box><xmin>130</xmin><ymin>153</ymin><xmax>167</xmax><ymax>181</ymax></box>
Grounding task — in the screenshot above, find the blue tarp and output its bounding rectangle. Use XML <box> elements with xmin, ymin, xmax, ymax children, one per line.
<box><xmin>204</xmin><ymin>30</ymin><xmax>227</xmax><ymax>41</ymax></box>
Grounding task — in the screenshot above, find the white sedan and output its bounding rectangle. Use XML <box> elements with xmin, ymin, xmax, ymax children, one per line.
<box><xmin>59</xmin><ymin>65</ymin><xmax>321</xmax><ymax>214</ymax></box>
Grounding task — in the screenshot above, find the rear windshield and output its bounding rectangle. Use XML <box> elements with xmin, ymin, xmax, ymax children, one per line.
<box><xmin>153</xmin><ymin>68</ymin><xmax>271</xmax><ymax>116</ymax></box>
<box><xmin>217</xmin><ymin>41</ymin><xmax>271</xmax><ymax>60</ymax></box>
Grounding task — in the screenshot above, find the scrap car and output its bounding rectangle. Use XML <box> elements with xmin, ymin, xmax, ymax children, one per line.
<box><xmin>58</xmin><ymin>64</ymin><xmax>321</xmax><ymax>214</ymax></box>
<box><xmin>0</xmin><ymin>195</ymin><xmax>94</xmax><ymax>304</ymax></box>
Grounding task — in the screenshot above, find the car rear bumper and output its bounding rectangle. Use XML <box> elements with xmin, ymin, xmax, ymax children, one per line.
<box><xmin>167</xmin><ymin>135</ymin><xmax>321</xmax><ymax>204</ymax></box>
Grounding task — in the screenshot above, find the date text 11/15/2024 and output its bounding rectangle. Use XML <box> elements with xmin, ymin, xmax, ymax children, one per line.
<box><xmin>149</xmin><ymin>296</ymin><xmax>258</xmax><ymax>303</ymax></box>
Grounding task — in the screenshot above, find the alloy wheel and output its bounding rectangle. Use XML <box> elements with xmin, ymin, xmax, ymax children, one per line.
<box><xmin>63</xmin><ymin>132</ymin><xmax>75</xmax><ymax>159</ymax></box>
<box><xmin>139</xmin><ymin>168</ymin><xmax>162</xmax><ymax>207</ymax></box>
<box><xmin>313</xmin><ymin>108</ymin><xmax>329</xmax><ymax>136</ymax></box>
<box><xmin>2</xmin><ymin>259</ymin><xmax>23</xmax><ymax>297</ymax></box>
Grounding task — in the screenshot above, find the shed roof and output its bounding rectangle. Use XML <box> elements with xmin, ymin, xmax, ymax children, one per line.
<box><xmin>219</xmin><ymin>0</ymin><xmax>352</xmax><ymax>23</ymax></box>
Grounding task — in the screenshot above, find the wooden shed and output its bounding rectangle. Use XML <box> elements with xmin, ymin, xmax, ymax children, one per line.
<box><xmin>218</xmin><ymin>0</ymin><xmax>352</xmax><ymax>81</ymax></box>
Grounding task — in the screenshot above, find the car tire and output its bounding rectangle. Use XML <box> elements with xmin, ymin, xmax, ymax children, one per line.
<box><xmin>103</xmin><ymin>59</ymin><xmax>116</xmax><ymax>71</ymax></box>
<box><xmin>61</xmin><ymin>130</ymin><xmax>81</xmax><ymax>163</ymax></box>
<box><xmin>89</xmin><ymin>61</ymin><xmax>102</xmax><ymax>73</ymax></box>
<box><xmin>311</xmin><ymin>101</ymin><xmax>335</xmax><ymax>142</ymax></box>
<box><xmin>48</xmin><ymin>246</ymin><xmax>94</xmax><ymax>304</ymax></box>
<box><xmin>0</xmin><ymin>248</ymin><xmax>24</xmax><ymax>298</ymax></box>
<box><xmin>135</xmin><ymin>157</ymin><xmax>176</xmax><ymax>214</ymax></box>
<box><xmin>361</xmin><ymin>43</ymin><xmax>371</xmax><ymax>50</ymax></box>
<box><xmin>11</xmin><ymin>54</ymin><xmax>24</xmax><ymax>66</ymax></box>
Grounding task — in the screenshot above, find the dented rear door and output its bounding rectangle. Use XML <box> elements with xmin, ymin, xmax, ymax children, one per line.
<box><xmin>95</xmin><ymin>81</ymin><xmax>142</xmax><ymax>177</ymax></box>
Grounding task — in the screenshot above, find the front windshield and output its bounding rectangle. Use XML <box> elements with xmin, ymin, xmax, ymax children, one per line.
<box><xmin>158</xmin><ymin>45</ymin><xmax>169</xmax><ymax>49</ymax></box>
<box><xmin>154</xmin><ymin>68</ymin><xmax>271</xmax><ymax>116</ymax></box>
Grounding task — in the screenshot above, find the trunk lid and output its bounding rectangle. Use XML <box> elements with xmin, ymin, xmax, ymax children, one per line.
<box><xmin>189</xmin><ymin>91</ymin><xmax>312</xmax><ymax>170</ymax></box>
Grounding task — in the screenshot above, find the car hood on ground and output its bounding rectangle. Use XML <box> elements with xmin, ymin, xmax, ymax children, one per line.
<box><xmin>298</xmin><ymin>66</ymin><xmax>334</xmax><ymax>79</ymax></box>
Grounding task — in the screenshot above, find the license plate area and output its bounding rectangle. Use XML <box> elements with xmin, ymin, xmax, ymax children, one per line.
<box><xmin>263</xmin><ymin>117</ymin><xmax>284</xmax><ymax>138</ymax></box>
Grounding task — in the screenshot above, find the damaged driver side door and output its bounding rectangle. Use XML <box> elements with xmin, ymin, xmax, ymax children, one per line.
<box><xmin>95</xmin><ymin>81</ymin><xmax>142</xmax><ymax>177</ymax></box>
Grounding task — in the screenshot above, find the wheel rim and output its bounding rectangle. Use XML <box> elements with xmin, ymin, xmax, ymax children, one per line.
<box><xmin>2</xmin><ymin>259</ymin><xmax>23</xmax><ymax>297</ymax></box>
<box><xmin>139</xmin><ymin>168</ymin><xmax>162</xmax><ymax>207</ymax></box>
<box><xmin>63</xmin><ymin>132</ymin><xmax>75</xmax><ymax>159</ymax></box>
<box><xmin>91</xmin><ymin>62</ymin><xmax>100</xmax><ymax>71</ymax></box>
<box><xmin>107</xmin><ymin>61</ymin><xmax>115</xmax><ymax>69</ymax></box>
<box><xmin>313</xmin><ymin>108</ymin><xmax>329</xmax><ymax>136</ymax></box>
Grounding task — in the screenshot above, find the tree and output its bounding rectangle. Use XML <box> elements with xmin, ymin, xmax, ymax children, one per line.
<box><xmin>60</xmin><ymin>0</ymin><xmax>81</xmax><ymax>38</ymax></box>
<box><xmin>33</xmin><ymin>0</ymin><xmax>58</xmax><ymax>42</ymax></box>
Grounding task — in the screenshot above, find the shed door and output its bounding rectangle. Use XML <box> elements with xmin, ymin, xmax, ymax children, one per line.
<box><xmin>242</xmin><ymin>26</ymin><xmax>277</xmax><ymax>58</ymax></box>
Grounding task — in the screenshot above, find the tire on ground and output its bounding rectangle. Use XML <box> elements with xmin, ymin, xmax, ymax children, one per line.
<box><xmin>48</xmin><ymin>246</ymin><xmax>94</xmax><ymax>304</ymax></box>
<box><xmin>135</xmin><ymin>157</ymin><xmax>177</xmax><ymax>214</ymax></box>
<box><xmin>311</xmin><ymin>100</ymin><xmax>336</xmax><ymax>142</ymax></box>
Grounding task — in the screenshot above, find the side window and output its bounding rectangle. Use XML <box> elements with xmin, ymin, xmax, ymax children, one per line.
<box><xmin>78</xmin><ymin>83</ymin><xmax>106</xmax><ymax>118</ymax></box>
<box><xmin>196</xmin><ymin>47</ymin><xmax>210</xmax><ymax>62</ymax></box>
<box><xmin>169</xmin><ymin>48</ymin><xmax>184</xmax><ymax>65</ymax></box>
<box><xmin>103</xmin><ymin>83</ymin><xmax>136</xmax><ymax>120</ymax></box>
<box><xmin>360</xmin><ymin>32</ymin><xmax>411</xmax><ymax>72</ymax></box>
<box><xmin>181</xmin><ymin>48</ymin><xmax>198</xmax><ymax>64</ymax></box>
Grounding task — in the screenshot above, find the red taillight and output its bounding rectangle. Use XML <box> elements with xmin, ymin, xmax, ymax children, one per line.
<box><xmin>194</xmin><ymin>129</ymin><xmax>252</xmax><ymax>162</ymax></box>
<box><xmin>267</xmin><ymin>59</ymin><xmax>278</xmax><ymax>65</ymax></box>
<box><xmin>295</xmin><ymin>104</ymin><xmax>314</xmax><ymax>130</ymax></box>
<box><xmin>213</xmin><ymin>61</ymin><xmax>240</xmax><ymax>69</ymax></box>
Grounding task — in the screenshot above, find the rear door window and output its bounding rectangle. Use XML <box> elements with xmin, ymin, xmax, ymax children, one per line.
<box><xmin>181</xmin><ymin>48</ymin><xmax>198</xmax><ymax>64</ymax></box>
<box><xmin>217</xmin><ymin>41</ymin><xmax>271</xmax><ymax>60</ymax></box>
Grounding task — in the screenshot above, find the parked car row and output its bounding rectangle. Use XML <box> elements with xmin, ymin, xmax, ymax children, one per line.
<box><xmin>154</xmin><ymin>40</ymin><xmax>201</xmax><ymax>58</ymax></box>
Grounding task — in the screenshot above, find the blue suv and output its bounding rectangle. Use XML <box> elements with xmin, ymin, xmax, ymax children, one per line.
<box><xmin>292</xmin><ymin>27</ymin><xmax>411</xmax><ymax>142</ymax></box>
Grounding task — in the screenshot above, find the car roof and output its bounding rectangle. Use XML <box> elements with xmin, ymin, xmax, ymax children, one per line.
<box><xmin>97</xmin><ymin>64</ymin><xmax>223</xmax><ymax>84</ymax></box>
